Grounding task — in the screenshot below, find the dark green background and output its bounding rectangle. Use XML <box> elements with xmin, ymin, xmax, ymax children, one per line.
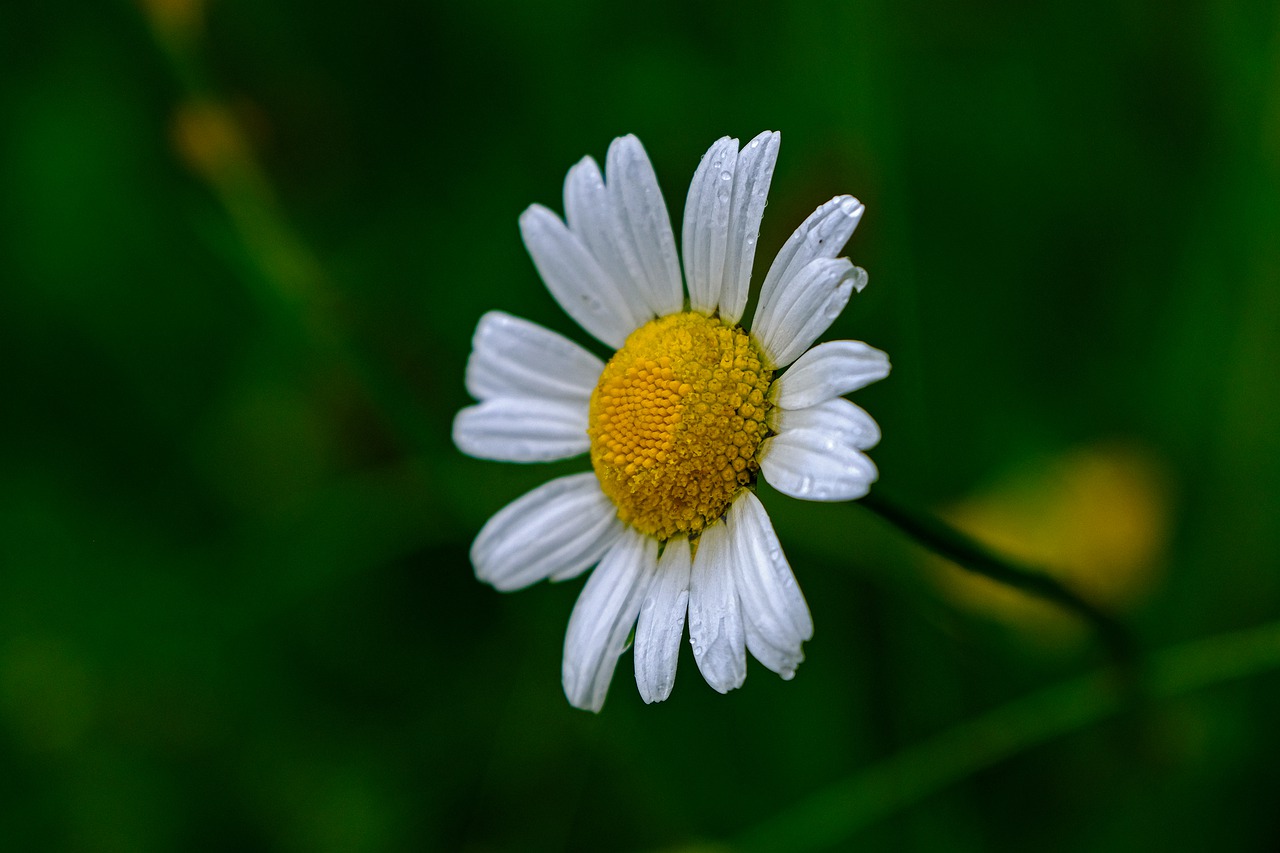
<box><xmin>3</xmin><ymin>0</ymin><xmax>1279</xmax><ymax>850</ymax></box>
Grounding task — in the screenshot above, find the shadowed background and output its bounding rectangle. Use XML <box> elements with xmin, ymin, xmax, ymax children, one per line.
<box><xmin>2</xmin><ymin>0</ymin><xmax>1279</xmax><ymax>850</ymax></box>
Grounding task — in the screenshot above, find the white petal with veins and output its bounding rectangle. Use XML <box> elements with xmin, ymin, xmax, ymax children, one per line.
<box><xmin>472</xmin><ymin>474</ymin><xmax>625</xmax><ymax>591</ymax></box>
<box><xmin>634</xmin><ymin>537</ymin><xmax>692</xmax><ymax>703</ymax></box>
<box><xmin>465</xmin><ymin>311</ymin><xmax>604</xmax><ymax>402</ymax></box>
<box><xmin>562</xmin><ymin>528</ymin><xmax>659</xmax><ymax>712</ymax></box>
<box><xmin>760</xmin><ymin>428</ymin><xmax>879</xmax><ymax>501</ymax></box>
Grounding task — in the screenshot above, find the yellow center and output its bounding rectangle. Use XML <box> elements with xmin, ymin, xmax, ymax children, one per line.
<box><xmin>588</xmin><ymin>312</ymin><xmax>774</xmax><ymax>540</ymax></box>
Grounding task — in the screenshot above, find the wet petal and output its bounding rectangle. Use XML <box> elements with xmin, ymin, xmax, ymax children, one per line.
<box><xmin>634</xmin><ymin>536</ymin><xmax>692</xmax><ymax>704</ymax></box>
<box><xmin>606</xmin><ymin>135</ymin><xmax>684</xmax><ymax>317</ymax></box>
<box><xmin>725</xmin><ymin>494</ymin><xmax>812</xmax><ymax>678</ymax></box>
<box><xmin>756</xmin><ymin>194</ymin><xmax>865</xmax><ymax>328</ymax></box>
<box><xmin>563</xmin><ymin>156</ymin><xmax>656</xmax><ymax>330</ymax></box>
<box><xmin>682</xmin><ymin>136</ymin><xmax>738</xmax><ymax>316</ymax></box>
<box><xmin>519</xmin><ymin>204</ymin><xmax>648</xmax><ymax>348</ymax></box>
<box><xmin>688</xmin><ymin>519</ymin><xmax>747</xmax><ymax>693</ymax></box>
<box><xmin>452</xmin><ymin>397</ymin><xmax>589</xmax><ymax>462</ymax></box>
<box><xmin>471</xmin><ymin>473</ymin><xmax>625</xmax><ymax>591</ymax></box>
<box><xmin>759</xmin><ymin>428</ymin><xmax>879</xmax><ymax>501</ymax></box>
<box><xmin>768</xmin><ymin>396</ymin><xmax>882</xmax><ymax>450</ymax></box>
<box><xmin>771</xmin><ymin>340</ymin><xmax>891</xmax><ymax>409</ymax></box>
<box><xmin>465</xmin><ymin>311</ymin><xmax>604</xmax><ymax>402</ymax></box>
<box><xmin>719</xmin><ymin>130</ymin><xmax>779</xmax><ymax>324</ymax></box>
<box><xmin>752</xmin><ymin>258</ymin><xmax>863</xmax><ymax>368</ymax></box>
<box><xmin>562</xmin><ymin>528</ymin><xmax>659</xmax><ymax>712</ymax></box>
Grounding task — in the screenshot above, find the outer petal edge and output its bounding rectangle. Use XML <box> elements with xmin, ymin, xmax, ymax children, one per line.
<box><xmin>465</xmin><ymin>311</ymin><xmax>604</xmax><ymax>402</ymax></box>
<box><xmin>759</xmin><ymin>429</ymin><xmax>879</xmax><ymax>502</ymax></box>
<box><xmin>562</xmin><ymin>529</ymin><xmax>660</xmax><ymax>712</ymax></box>
<box><xmin>688</xmin><ymin>519</ymin><xmax>747</xmax><ymax>693</ymax></box>
<box><xmin>634</xmin><ymin>536</ymin><xmax>692</xmax><ymax>703</ymax></box>
<box><xmin>453</xmin><ymin>397</ymin><xmax>590</xmax><ymax>462</ymax></box>
<box><xmin>471</xmin><ymin>473</ymin><xmax>625</xmax><ymax>591</ymax></box>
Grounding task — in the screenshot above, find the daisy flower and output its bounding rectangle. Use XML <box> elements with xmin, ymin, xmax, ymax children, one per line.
<box><xmin>454</xmin><ymin>131</ymin><xmax>890</xmax><ymax>711</ymax></box>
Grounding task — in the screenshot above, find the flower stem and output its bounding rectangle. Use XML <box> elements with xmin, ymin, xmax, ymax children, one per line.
<box><xmin>857</xmin><ymin>489</ymin><xmax>1138</xmax><ymax>674</ymax></box>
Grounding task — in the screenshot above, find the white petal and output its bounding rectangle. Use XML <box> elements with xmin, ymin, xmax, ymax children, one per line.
<box><xmin>743</xmin><ymin>613</ymin><xmax>804</xmax><ymax>682</ymax></box>
<box><xmin>759</xmin><ymin>428</ymin><xmax>879</xmax><ymax>501</ymax></box>
<box><xmin>752</xmin><ymin>258</ymin><xmax>862</xmax><ymax>368</ymax></box>
<box><xmin>726</xmin><ymin>493</ymin><xmax>812</xmax><ymax>679</ymax></box>
<box><xmin>771</xmin><ymin>340</ymin><xmax>891</xmax><ymax>410</ymax></box>
<box><xmin>563</xmin><ymin>156</ymin><xmax>655</xmax><ymax>332</ymax></box>
<box><xmin>565</xmin><ymin>155</ymin><xmax>657</xmax><ymax>327</ymax></box>
<box><xmin>453</xmin><ymin>397</ymin><xmax>588</xmax><ymax>462</ymax></box>
<box><xmin>682</xmin><ymin>136</ymin><xmax>738</xmax><ymax>316</ymax></box>
<box><xmin>465</xmin><ymin>311</ymin><xmax>604</xmax><ymax>403</ymax></box>
<box><xmin>519</xmin><ymin>204</ymin><xmax>648</xmax><ymax>349</ymax></box>
<box><xmin>768</xmin><ymin>396</ymin><xmax>882</xmax><ymax>450</ymax></box>
<box><xmin>719</xmin><ymin>130</ymin><xmax>780</xmax><ymax>324</ymax></box>
<box><xmin>756</xmin><ymin>195</ymin><xmax>865</xmax><ymax>327</ymax></box>
<box><xmin>606</xmin><ymin>135</ymin><xmax>684</xmax><ymax>317</ymax></box>
<box><xmin>634</xmin><ymin>536</ymin><xmax>692</xmax><ymax>704</ymax></box>
<box><xmin>688</xmin><ymin>519</ymin><xmax>746</xmax><ymax>693</ymax></box>
<box><xmin>562</xmin><ymin>528</ymin><xmax>659</xmax><ymax>712</ymax></box>
<box><xmin>471</xmin><ymin>473</ymin><xmax>625</xmax><ymax>591</ymax></box>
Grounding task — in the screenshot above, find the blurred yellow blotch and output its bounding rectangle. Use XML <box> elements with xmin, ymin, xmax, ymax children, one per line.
<box><xmin>170</xmin><ymin>100</ymin><xmax>253</xmax><ymax>184</ymax></box>
<box><xmin>170</xmin><ymin>97</ymin><xmax>324</xmax><ymax>312</ymax></box>
<box><xmin>932</xmin><ymin>445</ymin><xmax>1172</xmax><ymax>647</ymax></box>
<box><xmin>137</xmin><ymin>0</ymin><xmax>205</xmax><ymax>43</ymax></box>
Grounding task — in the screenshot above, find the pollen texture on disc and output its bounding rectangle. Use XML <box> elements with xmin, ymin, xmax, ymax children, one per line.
<box><xmin>588</xmin><ymin>312</ymin><xmax>774</xmax><ymax>540</ymax></box>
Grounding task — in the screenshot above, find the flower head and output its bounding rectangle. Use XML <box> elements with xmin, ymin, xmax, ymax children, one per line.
<box><xmin>454</xmin><ymin>132</ymin><xmax>890</xmax><ymax>711</ymax></box>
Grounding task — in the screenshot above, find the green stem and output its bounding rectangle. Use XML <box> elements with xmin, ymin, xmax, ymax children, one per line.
<box><xmin>858</xmin><ymin>490</ymin><xmax>1137</xmax><ymax>672</ymax></box>
<box><xmin>734</xmin><ymin>617</ymin><xmax>1280</xmax><ymax>852</ymax></box>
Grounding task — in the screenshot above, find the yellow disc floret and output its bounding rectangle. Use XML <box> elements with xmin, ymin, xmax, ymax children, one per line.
<box><xmin>588</xmin><ymin>312</ymin><xmax>774</xmax><ymax>540</ymax></box>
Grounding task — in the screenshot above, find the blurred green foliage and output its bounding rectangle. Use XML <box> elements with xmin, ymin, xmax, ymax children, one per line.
<box><xmin>2</xmin><ymin>0</ymin><xmax>1279</xmax><ymax>850</ymax></box>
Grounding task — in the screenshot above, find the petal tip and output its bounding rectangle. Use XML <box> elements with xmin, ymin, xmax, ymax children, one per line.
<box><xmin>518</xmin><ymin>203</ymin><xmax>549</xmax><ymax>225</ymax></box>
<box><xmin>840</xmin><ymin>196</ymin><xmax>865</xmax><ymax>219</ymax></box>
<box><xmin>748</xmin><ymin>129</ymin><xmax>781</xmax><ymax>148</ymax></box>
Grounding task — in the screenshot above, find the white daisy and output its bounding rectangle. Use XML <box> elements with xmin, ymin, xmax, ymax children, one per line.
<box><xmin>454</xmin><ymin>131</ymin><xmax>891</xmax><ymax>711</ymax></box>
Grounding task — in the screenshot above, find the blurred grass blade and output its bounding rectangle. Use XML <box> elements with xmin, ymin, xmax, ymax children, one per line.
<box><xmin>735</xmin><ymin>617</ymin><xmax>1280</xmax><ymax>851</ymax></box>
